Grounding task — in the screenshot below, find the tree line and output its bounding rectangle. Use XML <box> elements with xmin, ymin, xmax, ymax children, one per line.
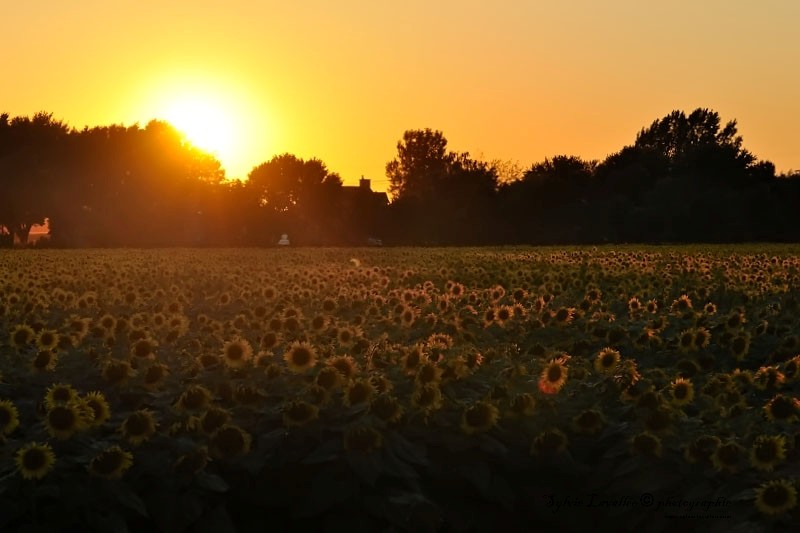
<box><xmin>1</xmin><ymin>108</ymin><xmax>798</xmax><ymax>247</ymax></box>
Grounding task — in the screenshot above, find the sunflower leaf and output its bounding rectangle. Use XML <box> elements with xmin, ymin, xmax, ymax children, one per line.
<box><xmin>194</xmin><ymin>471</ymin><xmax>229</xmax><ymax>493</ymax></box>
<box><xmin>105</xmin><ymin>481</ymin><xmax>148</xmax><ymax>517</ymax></box>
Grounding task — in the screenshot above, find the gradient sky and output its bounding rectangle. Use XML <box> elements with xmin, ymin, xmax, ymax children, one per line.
<box><xmin>3</xmin><ymin>0</ymin><xmax>799</xmax><ymax>189</ymax></box>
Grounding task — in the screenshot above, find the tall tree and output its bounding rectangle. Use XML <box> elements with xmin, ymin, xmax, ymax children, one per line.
<box><xmin>385</xmin><ymin>129</ymin><xmax>452</xmax><ymax>202</ymax></box>
<box><xmin>0</xmin><ymin>112</ymin><xmax>72</xmax><ymax>244</ymax></box>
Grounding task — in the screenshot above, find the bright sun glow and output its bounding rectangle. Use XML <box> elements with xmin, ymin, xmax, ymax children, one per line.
<box><xmin>162</xmin><ymin>96</ymin><xmax>236</xmax><ymax>158</ymax></box>
<box><xmin>133</xmin><ymin>71</ymin><xmax>276</xmax><ymax>179</ymax></box>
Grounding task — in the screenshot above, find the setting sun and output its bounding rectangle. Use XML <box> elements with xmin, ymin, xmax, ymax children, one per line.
<box><xmin>162</xmin><ymin>96</ymin><xmax>236</xmax><ymax>158</ymax></box>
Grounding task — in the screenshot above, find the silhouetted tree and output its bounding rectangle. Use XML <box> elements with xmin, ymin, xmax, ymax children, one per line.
<box><xmin>0</xmin><ymin>112</ymin><xmax>72</xmax><ymax>244</ymax></box>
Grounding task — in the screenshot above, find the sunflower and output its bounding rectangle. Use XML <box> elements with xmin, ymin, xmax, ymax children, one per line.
<box><xmin>142</xmin><ymin>362</ymin><xmax>169</xmax><ymax>389</ymax></box>
<box><xmin>531</xmin><ymin>429</ymin><xmax>568</xmax><ymax>457</ymax></box>
<box><xmin>630</xmin><ymin>431</ymin><xmax>662</xmax><ymax>458</ymax></box>
<box><xmin>197</xmin><ymin>353</ymin><xmax>221</xmax><ymax>370</ymax></box>
<box><xmin>764</xmin><ymin>394</ymin><xmax>800</xmax><ymax>423</ymax></box>
<box><xmin>315</xmin><ymin>366</ymin><xmax>343</xmax><ymax>391</ymax></box>
<box><xmin>102</xmin><ymin>359</ymin><xmax>136</xmax><ymax>385</ymax></box>
<box><xmin>31</xmin><ymin>350</ymin><xmax>58</xmax><ymax>373</ymax></box>
<box><xmin>174</xmin><ymin>446</ymin><xmax>210</xmax><ymax>476</ymax></box>
<box><xmin>750</xmin><ymin>435</ymin><xmax>787</xmax><ymax>472</ymax></box>
<box><xmin>130</xmin><ymin>337</ymin><xmax>158</xmax><ymax>360</ymax></box>
<box><xmin>730</xmin><ymin>333</ymin><xmax>751</xmax><ymax>360</ymax></box>
<box><xmin>711</xmin><ymin>441</ymin><xmax>744</xmax><ymax>473</ymax></box>
<box><xmin>594</xmin><ymin>347</ymin><xmax>621</xmax><ymax>375</ymax></box>
<box><xmin>343</xmin><ymin>378</ymin><xmax>376</xmax><ymax>407</ymax></box>
<box><xmin>16</xmin><ymin>442</ymin><xmax>56</xmax><ymax>480</ymax></box>
<box><xmin>89</xmin><ymin>446</ymin><xmax>134</xmax><ymax>479</ymax></box>
<box><xmin>683</xmin><ymin>435</ymin><xmax>720</xmax><ymax>464</ymax></box>
<box><xmin>121</xmin><ymin>409</ymin><xmax>158</xmax><ymax>445</ymax></box>
<box><xmin>282</xmin><ymin>400</ymin><xmax>319</xmax><ymax>427</ymax></box>
<box><xmin>328</xmin><ymin>354</ymin><xmax>359</xmax><ymax>380</ymax></box>
<box><xmin>35</xmin><ymin>329</ymin><xmax>60</xmax><ymax>352</ymax></box>
<box><xmin>45</xmin><ymin>403</ymin><xmax>90</xmax><ymax>439</ymax></box>
<box><xmin>691</xmin><ymin>327</ymin><xmax>711</xmax><ymax>350</ymax></box>
<box><xmin>415</xmin><ymin>362</ymin><xmax>443</xmax><ymax>386</ymax></box>
<box><xmin>336</xmin><ymin>326</ymin><xmax>358</xmax><ymax>346</ymax></box>
<box><xmin>677</xmin><ymin>329</ymin><xmax>696</xmax><ymax>353</ymax></box>
<box><xmin>552</xmin><ymin>307</ymin><xmax>575</xmax><ymax>326</ymax></box>
<box><xmin>754</xmin><ymin>366</ymin><xmax>786</xmax><ymax>391</ymax></box>
<box><xmin>724</xmin><ymin>310</ymin><xmax>746</xmax><ymax>332</ymax></box>
<box><xmin>222</xmin><ymin>337</ymin><xmax>254</xmax><ymax>369</ymax></box>
<box><xmin>369</xmin><ymin>394</ymin><xmax>404</xmax><ymax>423</ymax></box>
<box><xmin>539</xmin><ymin>356</ymin><xmax>569</xmax><ymax>395</ymax></box>
<box><xmin>344</xmin><ymin>426</ymin><xmax>383</xmax><ymax>453</ymax></box>
<box><xmin>461</xmin><ymin>401</ymin><xmax>500</xmax><ymax>435</ymax></box>
<box><xmin>669</xmin><ymin>378</ymin><xmax>694</xmax><ymax>407</ymax></box>
<box><xmin>754</xmin><ymin>479</ymin><xmax>798</xmax><ymax>516</ymax></box>
<box><xmin>10</xmin><ymin>324</ymin><xmax>35</xmax><ymax>350</ymax></box>
<box><xmin>82</xmin><ymin>391</ymin><xmax>111</xmax><ymax>426</ymax></box>
<box><xmin>401</xmin><ymin>345</ymin><xmax>425</xmax><ymax>375</ymax></box>
<box><xmin>508</xmin><ymin>393</ymin><xmax>536</xmax><ymax>417</ymax></box>
<box><xmin>44</xmin><ymin>383</ymin><xmax>79</xmax><ymax>410</ymax></box>
<box><xmin>573</xmin><ymin>409</ymin><xmax>606</xmax><ymax>435</ymax></box>
<box><xmin>210</xmin><ymin>424</ymin><xmax>252</xmax><ymax>458</ymax></box>
<box><xmin>0</xmin><ymin>399</ymin><xmax>20</xmax><ymax>435</ymax></box>
<box><xmin>284</xmin><ymin>341</ymin><xmax>317</xmax><ymax>373</ymax></box>
<box><xmin>670</xmin><ymin>294</ymin><xmax>693</xmax><ymax>316</ymax></box>
<box><xmin>175</xmin><ymin>384</ymin><xmax>213</xmax><ymax>412</ymax></box>
<box><xmin>412</xmin><ymin>384</ymin><xmax>444</xmax><ymax>411</ymax></box>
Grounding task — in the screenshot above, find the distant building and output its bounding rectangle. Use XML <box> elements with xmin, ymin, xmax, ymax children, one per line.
<box><xmin>340</xmin><ymin>177</ymin><xmax>389</xmax><ymax>244</ymax></box>
<box><xmin>341</xmin><ymin>177</ymin><xmax>389</xmax><ymax>206</ymax></box>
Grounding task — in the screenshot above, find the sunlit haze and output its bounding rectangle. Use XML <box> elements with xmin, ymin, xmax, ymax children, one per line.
<box><xmin>4</xmin><ymin>0</ymin><xmax>799</xmax><ymax>188</ymax></box>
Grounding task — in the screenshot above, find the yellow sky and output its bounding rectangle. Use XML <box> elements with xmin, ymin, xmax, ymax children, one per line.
<box><xmin>3</xmin><ymin>0</ymin><xmax>799</xmax><ymax>189</ymax></box>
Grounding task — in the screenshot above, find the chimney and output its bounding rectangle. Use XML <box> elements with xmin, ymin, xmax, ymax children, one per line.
<box><xmin>359</xmin><ymin>177</ymin><xmax>371</xmax><ymax>190</ymax></box>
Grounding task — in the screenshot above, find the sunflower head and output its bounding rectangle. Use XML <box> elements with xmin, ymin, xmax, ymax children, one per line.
<box><xmin>594</xmin><ymin>347</ymin><xmax>621</xmax><ymax>375</ymax></box>
<box><xmin>284</xmin><ymin>341</ymin><xmax>318</xmax><ymax>374</ymax></box>
<box><xmin>369</xmin><ymin>394</ymin><xmax>404</xmax><ymax>424</ymax></box>
<box><xmin>538</xmin><ymin>356</ymin><xmax>569</xmax><ymax>395</ymax></box>
<box><xmin>681</xmin><ymin>436</ymin><xmax>718</xmax><ymax>466</ymax></box>
<box><xmin>44</xmin><ymin>383</ymin><xmax>79</xmax><ymax>410</ymax></box>
<box><xmin>328</xmin><ymin>354</ymin><xmax>359</xmax><ymax>380</ymax></box>
<box><xmin>174</xmin><ymin>446</ymin><xmax>210</xmax><ymax>477</ymax></box>
<box><xmin>176</xmin><ymin>384</ymin><xmax>213</xmax><ymax>412</ymax></box>
<box><xmin>755</xmin><ymin>479</ymin><xmax>798</xmax><ymax>516</ymax></box>
<box><xmin>16</xmin><ymin>442</ymin><xmax>56</xmax><ymax>480</ymax></box>
<box><xmin>630</xmin><ymin>431</ymin><xmax>662</xmax><ymax>458</ymax></box>
<box><xmin>89</xmin><ymin>446</ymin><xmax>134</xmax><ymax>479</ymax></box>
<box><xmin>10</xmin><ymin>324</ymin><xmax>35</xmax><ymax>350</ymax></box>
<box><xmin>32</xmin><ymin>350</ymin><xmax>58</xmax><ymax>373</ymax></box>
<box><xmin>573</xmin><ymin>409</ymin><xmax>606</xmax><ymax>435</ymax></box>
<box><xmin>508</xmin><ymin>393</ymin><xmax>536</xmax><ymax>417</ymax></box>
<box><xmin>531</xmin><ymin>429</ymin><xmax>568</xmax><ymax>457</ymax></box>
<box><xmin>669</xmin><ymin>378</ymin><xmax>694</xmax><ymax>407</ymax></box>
<box><xmin>343</xmin><ymin>378</ymin><xmax>376</xmax><ymax>407</ymax></box>
<box><xmin>82</xmin><ymin>391</ymin><xmax>111</xmax><ymax>427</ymax></box>
<box><xmin>461</xmin><ymin>401</ymin><xmax>500</xmax><ymax>435</ymax></box>
<box><xmin>210</xmin><ymin>424</ymin><xmax>252</xmax><ymax>459</ymax></box>
<box><xmin>750</xmin><ymin>435</ymin><xmax>787</xmax><ymax>472</ymax></box>
<box><xmin>282</xmin><ymin>400</ymin><xmax>320</xmax><ymax>427</ymax></box>
<box><xmin>222</xmin><ymin>338</ymin><xmax>254</xmax><ymax>369</ymax></box>
<box><xmin>46</xmin><ymin>402</ymin><xmax>90</xmax><ymax>439</ymax></box>
<box><xmin>0</xmin><ymin>399</ymin><xmax>20</xmax><ymax>436</ymax></box>
<box><xmin>765</xmin><ymin>394</ymin><xmax>800</xmax><ymax>423</ymax></box>
<box><xmin>711</xmin><ymin>441</ymin><xmax>744</xmax><ymax>473</ymax></box>
<box><xmin>121</xmin><ymin>410</ymin><xmax>158</xmax><ymax>446</ymax></box>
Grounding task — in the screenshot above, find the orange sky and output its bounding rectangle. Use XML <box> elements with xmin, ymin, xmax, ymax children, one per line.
<box><xmin>3</xmin><ymin>0</ymin><xmax>799</xmax><ymax>189</ymax></box>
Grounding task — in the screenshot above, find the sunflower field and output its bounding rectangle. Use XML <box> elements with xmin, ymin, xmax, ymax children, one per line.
<box><xmin>1</xmin><ymin>246</ymin><xmax>800</xmax><ymax>532</ymax></box>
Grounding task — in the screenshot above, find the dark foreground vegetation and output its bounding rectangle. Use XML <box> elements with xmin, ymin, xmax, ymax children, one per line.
<box><xmin>1</xmin><ymin>247</ymin><xmax>799</xmax><ymax>531</ymax></box>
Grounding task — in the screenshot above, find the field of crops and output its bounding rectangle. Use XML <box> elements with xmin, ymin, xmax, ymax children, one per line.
<box><xmin>1</xmin><ymin>246</ymin><xmax>800</xmax><ymax>532</ymax></box>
